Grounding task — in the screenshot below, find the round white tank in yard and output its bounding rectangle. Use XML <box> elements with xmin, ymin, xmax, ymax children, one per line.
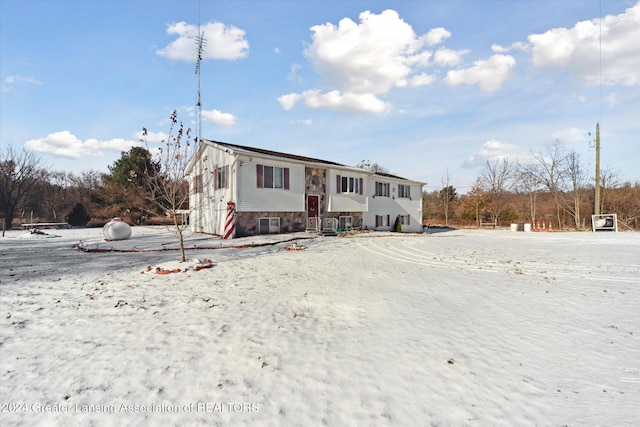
<box><xmin>103</xmin><ymin>217</ymin><xmax>132</xmax><ymax>241</ymax></box>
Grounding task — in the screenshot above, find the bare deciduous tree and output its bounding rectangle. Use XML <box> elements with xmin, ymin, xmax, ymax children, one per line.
<box><xmin>515</xmin><ymin>165</ymin><xmax>541</xmax><ymax>223</ymax></box>
<box><xmin>0</xmin><ymin>147</ymin><xmax>47</xmax><ymax>232</ymax></box>
<box><xmin>522</xmin><ymin>141</ymin><xmax>566</xmax><ymax>229</ymax></box>
<box><xmin>356</xmin><ymin>160</ymin><xmax>389</xmax><ymax>174</ymax></box>
<box><xmin>135</xmin><ymin>110</ymin><xmax>194</xmax><ymax>262</ymax></box>
<box><xmin>563</xmin><ymin>150</ymin><xmax>589</xmax><ymax>229</ymax></box>
<box><xmin>479</xmin><ymin>158</ymin><xmax>516</xmax><ymax>225</ymax></box>
<box><xmin>41</xmin><ymin>171</ymin><xmax>70</xmax><ymax>223</ymax></box>
<box><xmin>598</xmin><ymin>168</ymin><xmax>621</xmax><ymax>216</ymax></box>
<box><xmin>69</xmin><ymin>170</ymin><xmax>103</xmax><ymax>209</ymax></box>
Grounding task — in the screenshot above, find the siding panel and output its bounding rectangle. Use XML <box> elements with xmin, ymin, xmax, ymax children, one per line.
<box><xmin>237</xmin><ymin>157</ymin><xmax>304</xmax><ymax>212</ymax></box>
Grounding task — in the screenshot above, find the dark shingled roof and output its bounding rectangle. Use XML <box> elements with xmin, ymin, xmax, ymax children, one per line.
<box><xmin>206</xmin><ymin>140</ymin><xmax>346</xmax><ymax>167</ymax></box>
<box><xmin>202</xmin><ymin>139</ymin><xmax>416</xmax><ymax>182</ymax></box>
<box><xmin>373</xmin><ymin>171</ymin><xmax>410</xmax><ymax>181</ymax></box>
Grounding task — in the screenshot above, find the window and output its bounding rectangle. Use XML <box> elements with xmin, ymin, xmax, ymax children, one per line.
<box><xmin>375</xmin><ymin>215</ymin><xmax>390</xmax><ymax>227</ymax></box>
<box><xmin>264</xmin><ymin>166</ymin><xmax>275</xmax><ymax>188</ymax></box>
<box><xmin>259</xmin><ymin>217</ymin><xmax>280</xmax><ymax>234</ymax></box>
<box><xmin>336</xmin><ymin>175</ymin><xmax>363</xmax><ymax>194</ymax></box>
<box><xmin>375</xmin><ymin>182</ymin><xmax>390</xmax><ymax>197</ymax></box>
<box><xmin>192</xmin><ymin>174</ymin><xmax>203</xmax><ymax>194</ymax></box>
<box><xmin>349</xmin><ymin>177</ymin><xmax>360</xmax><ymax>194</ymax></box>
<box><xmin>398</xmin><ymin>215</ymin><xmax>411</xmax><ymax>225</ymax></box>
<box><xmin>398</xmin><ymin>184</ymin><xmax>411</xmax><ymax>199</ymax></box>
<box><xmin>339</xmin><ymin>216</ymin><xmax>352</xmax><ymax>230</ymax></box>
<box><xmin>214</xmin><ymin>165</ymin><xmax>228</xmax><ymax>190</ymax></box>
<box><xmin>257</xmin><ymin>164</ymin><xmax>290</xmax><ymax>189</ymax></box>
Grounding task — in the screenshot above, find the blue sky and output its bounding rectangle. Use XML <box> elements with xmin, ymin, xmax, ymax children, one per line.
<box><xmin>1</xmin><ymin>0</ymin><xmax>639</xmax><ymax>193</ymax></box>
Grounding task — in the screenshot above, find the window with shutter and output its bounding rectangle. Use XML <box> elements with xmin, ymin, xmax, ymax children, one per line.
<box><xmin>375</xmin><ymin>182</ymin><xmax>391</xmax><ymax>197</ymax></box>
<box><xmin>256</xmin><ymin>164</ymin><xmax>264</xmax><ymax>188</ymax></box>
<box><xmin>193</xmin><ymin>174</ymin><xmax>203</xmax><ymax>194</ymax></box>
<box><xmin>214</xmin><ymin>165</ymin><xmax>229</xmax><ymax>190</ymax></box>
<box><xmin>264</xmin><ymin>166</ymin><xmax>274</xmax><ymax>188</ymax></box>
<box><xmin>337</xmin><ymin>175</ymin><xmax>363</xmax><ymax>194</ymax></box>
<box><xmin>273</xmin><ymin>167</ymin><xmax>283</xmax><ymax>188</ymax></box>
<box><xmin>398</xmin><ymin>184</ymin><xmax>411</xmax><ymax>198</ymax></box>
<box><xmin>256</xmin><ymin>164</ymin><xmax>289</xmax><ymax>190</ymax></box>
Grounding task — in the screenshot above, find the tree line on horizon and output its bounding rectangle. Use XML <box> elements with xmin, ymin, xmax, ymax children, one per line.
<box><xmin>1</xmin><ymin>110</ymin><xmax>198</xmax><ymax>262</ymax></box>
<box><xmin>423</xmin><ymin>141</ymin><xmax>639</xmax><ymax>231</ymax></box>
<box><xmin>2</xmin><ymin>140</ymin><xmax>639</xmax><ymax>232</ymax></box>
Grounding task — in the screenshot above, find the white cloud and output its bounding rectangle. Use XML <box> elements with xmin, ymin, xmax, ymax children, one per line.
<box><xmin>300</xmin><ymin>90</ymin><xmax>391</xmax><ymax>114</ymax></box>
<box><xmin>424</xmin><ymin>27</ymin><xmax>451</xmax><ymax>46</ymax></box>
<box><xmin>201</xmin><ymin>109</ymin><xmax>236</xmax><ymax>126</ymax></box>
<box><xmin>528</xmin><ymin>2</ymin><xmax>640</xmax><ymax>86</ymax></box>
<box><xmin>491</xmin><ymin>44</ymin><xmax>508</xmax><ymax>54</ymax></box>
<box><xmin>491</xmin><ymin>42</ymin><xmax>529</xmax><ymax>53</ymax></box>
<box><xmin>305</xmin><ymin>10</ymin><xmax>429</xmax><ymax>95</ymax></box>
<box><xmin>462</xmin><ymin>139</ymin><xmax>534</xmax><ymax>168</ymax></box>
<box><xmin>25</xmin><ymin>131</ymin><xmax>140</xmax><ymax>159</ymax></box>
<box><xmin>550</xmin><ymin>127</ymin><xmax>588</xmax><ymax>144</ymax></box>
<box><xmin>291</xmin><ymin>119</ymin><xmax>312</xmax><ymax>125</ymax></box>
<box><xmin>409</xmin><ymin>73</ymin><xmax>436</xmax><ymax>87</ymax></box>
<box><xmin>1</xmin><ymin>75</ymin><xmax>43</xmax><ymax>92</ymax></box>
<box><xmin>287</xmin><ymin>63</ymin><xmax>304</xmax><ymax>84</ymax></box>
<box><xmin>134</xmin><ymin>130</ymin><xmax>169</xmax><ymax>144</ymax></box>
<box><xmin>156</xmin><ymin>21</ymin><xmax>249</xmax><ymax>62</ymax></box>
<box><xmin>282</xmin><ymin>9</ymin><xmax>441</xmax><ymax>114</ymax></box>
<box><xmin>434</xmin><ymin>48</ymin><xmax>468</xmax><ymax>66</ymax></box>
<box><xmin>445</xmin><ymin>54</ymin><xmax>516</xmax><ymax>92</ymax></box>
<box><xmin>277</xmin><ymin>93</ymin><xmax>302</xmax><ymax>110</ymax></box>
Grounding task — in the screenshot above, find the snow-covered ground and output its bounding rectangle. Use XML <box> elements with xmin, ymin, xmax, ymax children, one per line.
<box><xmin>1</xmin><ymin>227</ymin><xmax>639</xmax><ymax>426</ymax></box>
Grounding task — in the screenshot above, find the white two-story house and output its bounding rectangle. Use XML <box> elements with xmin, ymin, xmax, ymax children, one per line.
<box><xmin>185</xmin><ymin>140</ymin><xmax>424</xmax><ymax>237</ymax></box>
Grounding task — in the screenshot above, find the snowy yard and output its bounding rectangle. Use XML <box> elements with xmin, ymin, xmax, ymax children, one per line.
<box><xmin>1</xmin><ymin>227</ymin><xmax>639</xmax><ymax>426</ymax></box>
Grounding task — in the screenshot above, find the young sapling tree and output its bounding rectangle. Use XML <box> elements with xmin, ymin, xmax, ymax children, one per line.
<box><xmin>135</xmin><ymin>110</ymin><xmax>194</xmax><ymax>262</ymax></box>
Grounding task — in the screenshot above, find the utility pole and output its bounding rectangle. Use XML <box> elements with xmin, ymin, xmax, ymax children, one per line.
<box><xmin>594</xmin><ymin>122</ymin><xmax>601</xmax><ymax>215</ymax></box>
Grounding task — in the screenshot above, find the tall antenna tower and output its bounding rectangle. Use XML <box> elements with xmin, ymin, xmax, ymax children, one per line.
<box><xmin>195</xmin><ymin>1</ymin><xmax>206</xmax><ymax>144</ymax></box>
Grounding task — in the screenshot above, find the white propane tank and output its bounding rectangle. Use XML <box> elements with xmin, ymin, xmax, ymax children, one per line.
<box><xmin>103</xmin><ymin>217</ymin><xmax>132</xmax><ymax>241</ymax></box>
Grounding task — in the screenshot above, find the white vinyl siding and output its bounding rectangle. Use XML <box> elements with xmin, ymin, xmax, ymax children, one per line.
<box><xmin>237</xmin><ymin>158</ymin><xmax>304</xmax><ymax>212</ymax></box>
<box><xmin>188</xmin><ymin>145</ymin><xmax>235</xmax><ymax>235</ymax></box>
<box><xmin>366</xmin><ymin>182</ymin><xmax>422</xmax><ymax>232</ymax></box>
<box><xmin>329</xmin><ymin>170</ymin><xmax>367</xmax><ymax>212</ymax></box>
<box><xmin>188</xmin><ymin>141</ymin><xmax>424</xmax><ymax>235</ymax></box>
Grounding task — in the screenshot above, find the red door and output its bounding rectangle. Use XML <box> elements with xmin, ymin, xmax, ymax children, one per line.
<box><xmin>307</xmin><ymin>195</ymin><xmax>319</xmax><ymax>219</ymax></box>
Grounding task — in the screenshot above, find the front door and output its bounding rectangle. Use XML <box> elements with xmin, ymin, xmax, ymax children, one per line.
<box><xmin>307</xmin><ymin>195</ymin><xmax>319</xmax><ymax>219</ymax></box>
